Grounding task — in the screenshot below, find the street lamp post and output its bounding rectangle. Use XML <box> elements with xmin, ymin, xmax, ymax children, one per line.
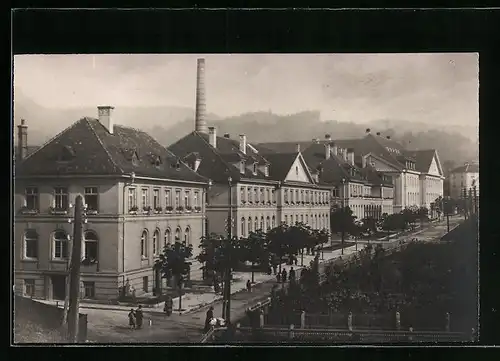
<box><xmin>223</xmin><ymin>176</ymin><xmax>233</xmax><ymax>324</ymax></box>
<box><xmin>341</xmin><ymin>178</ymin><xmax>346</xmax><ymax>255</ymax></box>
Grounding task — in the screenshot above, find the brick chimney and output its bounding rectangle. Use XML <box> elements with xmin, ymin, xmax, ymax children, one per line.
<box><xmin>325</xmin><ymin>142</ymin><xmax>331</xmax><ymax>160</ymax></box>
<box><xmin>17</xmin><ymin>119</ymin><xmax>28</xmax><ymax>161</ymax></box>
<box><xmin>296</xmin><ymin>144</ymin><xmax>301</xmax><ymax>153</ymax></box>
<box><xmin>208</xmin><ymin>127</ymin><xmax>217</xmax><ymax>148</ymax></box>
<box><xmin>224</xmin><ymin>133</ymin><xmax>230</xmax><ymax>138</ymax></box>
<box><xmin>195</xmin><ymin>58</ymin><xmax>208</xmax><ymax>134</ymax></box>
<box><xmin>347</xmin><ymin>148</ymin><xmax>355</xmax><ymax>165</ymax></box>
<box><xmin>98</xmin><ymin>106</ymin><xmax>115</xmax><ymax>134</ymax></box>
<box><xmin>325</xmin><ymin>134</ymin><xmax>331</xmax><ymax>141</ymax></box>
<box><xmin>239</xmin><ymin>134</ymin><xmax>247</xmax><ymax>154</ymax></box>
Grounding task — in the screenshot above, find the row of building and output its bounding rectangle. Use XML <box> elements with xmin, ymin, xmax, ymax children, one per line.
<box><xmin>14</xmin><ymin>58</ymin><xmax>445</xmax><ymax>301</ymax></box>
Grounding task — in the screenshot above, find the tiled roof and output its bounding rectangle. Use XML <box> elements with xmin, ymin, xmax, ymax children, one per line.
<box><xmin>16</xmin><ymin>118</ymin><xmax>207</xmax><ymax>183</ymax></box>
<box><xmin>168</xmin><ymin>131</ymin><xmax>273</xmax><ymax>183</ymax></box>
<box><xmin>13</xmin><ymin>145</ymin><xmax>40</xmax><ymax>159</ymax></box>
<box><xmin>406</xmin><ymin>149</ymin><xmax>437</xmax><ymax>173</ymax></box>
<box><xmin>450</xmin><ymin>163</ymin><xmax>479</xmax><ymax>174</ymax></box>
<box><xmin>257</xmin><ymin>152</ymin><xmax>299</xmax><ymax>181</ymax></box>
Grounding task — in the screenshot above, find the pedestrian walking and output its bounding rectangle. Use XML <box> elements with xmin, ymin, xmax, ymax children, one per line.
<box><xmin>293</xmin><ymin>255</ymin><xmax>298</xmax><ymax>266</ymax></box>
<box><xmin>289</xmin><ymin>267</ymin><xmax>296</xmax><ymax>282</ymax></box>
<box><xmin>281</xmin><ymin>268</ymin><xmax>287</xmax><ymax>283</ymax></box>
<box><xmin>204</xmin><ymin>306</ymin><xmax>214</xmax><ymax>333</ymax></box>
<box><xmin>128</xmin><ymin>309</ymin><xmax>136</xmax><ymax>329</ymax></box>
<box><xmin>272</xmin><ymin>263</ymin><xmax>278</xmax><ymax>275</ymax></box>
<box><xmin>276</xmin><ymin>272</ymin><xmax>281</xmax><ymax>283</ymax></box>
<box><xmin>246</xmin><ymin>279</ymin><xmax>252</xmax><ymax>292</ymax></box>
<box><xmin>135</xmin><ymin>305</ymin><xmax>143</xmax><ymax>329</ymax></box>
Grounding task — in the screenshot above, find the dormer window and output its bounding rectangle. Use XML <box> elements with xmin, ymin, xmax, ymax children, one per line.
<box><xmin>131</xmin><ymin>152</ymin><xmax>139</xmax><ymax>166</ymax></box>
<box><xmin>253</xmin><ymin>163</ymin><xmax>257</xmax><ymax>175</ymax></box>
<box><xmin>240</xmin><ymin>161</ymin><xmax>245</xmax><ymax>174</ymax></box>
<box><xmin>264</xmin><ymin>165</ymin><xmax>269</xmax><ymax>177</ymax></box>
<box><xmin>58</xmin><ymin>145</ymin><xmax>75</xmax><ymax>162</ymax></box>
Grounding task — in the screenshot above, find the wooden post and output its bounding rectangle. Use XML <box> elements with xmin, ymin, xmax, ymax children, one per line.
<box><xmin>300</xmin><ymin>311</ymin><xmax>306</xmax><ymax>329</ymax></box>
<box><xmin>288</xmin><ymin>324</ymin><xmax>295</xmax><ymax>340</ymax></box>
<box><xmin>68</xmin><ymin>195</ymin><xmax>84</xmax><ymax>343</ymax></box>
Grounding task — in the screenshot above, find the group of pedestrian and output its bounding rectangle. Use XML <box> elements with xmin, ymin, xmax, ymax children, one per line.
<box><xmin>128</xmin><ymin>305</ymin><xmax>144</xmax><ymax>330</ymax></box>
<box><xmin>276</xmin><ymin>267</ymin><xmax>296</xmax><ymax>283</ymax></box>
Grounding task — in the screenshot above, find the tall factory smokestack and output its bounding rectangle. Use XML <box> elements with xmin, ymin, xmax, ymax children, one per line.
<box><xmin>195</xmin><ymin>58</ymin><xmax>208</xmax><ymax>134</ymax></box>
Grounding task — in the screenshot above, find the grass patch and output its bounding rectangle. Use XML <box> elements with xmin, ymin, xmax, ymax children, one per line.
<box><xmin>14</xmin><ymin>319</ymin><xmax>68</xmax><ymax>344</ymax></box>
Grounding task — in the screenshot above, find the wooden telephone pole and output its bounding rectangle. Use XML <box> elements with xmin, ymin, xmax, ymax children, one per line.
<box><xmin>67</xmin><ymin>195</ymin><xmax>84</xmax><ymax>343</ymax></box>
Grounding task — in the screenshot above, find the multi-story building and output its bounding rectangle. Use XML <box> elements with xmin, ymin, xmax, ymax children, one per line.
<box><xmin>335</xmin><ymin>130</ymin><xmax>445</xmax><ymax>213</ymax></box>
<box><xmin>258</xmin><ymin>134</ymin><xmax>394</xmax><ymax>221</ymax></box>
<box><xmin>449</xmin><ymin>162</ymin><xmax>479</xmax><ymax>199</ymax></box>
<box><xmin>14</xmin><ymin>108</ymin><xmax>208</xmax><ymax>301</ymax></box>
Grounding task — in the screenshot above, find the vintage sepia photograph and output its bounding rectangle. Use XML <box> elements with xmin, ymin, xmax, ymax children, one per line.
<box><xmin>13</xmin><ymin>53</ymin><xmax>479</xmax><ymax>344</ymax></box>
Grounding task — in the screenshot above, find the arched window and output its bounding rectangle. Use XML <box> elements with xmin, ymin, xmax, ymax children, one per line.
<box><xmin>285</xmin><ymin>215</ymin><xmax>288</xmax><ymax>225</ymax></box>
<box><xmin>24</xmin><ymin>229</ymin><xmax>38</xmax><ymax>259</ymax></box>
<box><xmin>266</xmin><ymin>216</ymin><xmax>270</xmax><ymax>230</ymax></box>
<box><xmin>306</xmin><ymin>214</ymin><xmax>309</xmax><ymax>224</ymax></box>
<box><xmin>248</xmin><ymin>217</ymin><xmax>252</xmax><ymax>234</ymax></box>
<box><xmin>164</xmin><ymin>228</ymin><xmax>171</xmax><ymax>247</ymax></box>
<box><xmin>241</xmin><ymin>217</ymin><xmax>246</xmax><ymax>238</ymax></box>
<box><xmin>272</xmin><ymin>215</ymin><xmax>276</xmax><ymax>229</ymax></box>
<box><xmin>175</xmin><ymin>228</ymin><xmax>181</xmax><ymax>243</ymax></box>
<box><xmin>260</xmin><ymin>216</ymin><xmax>264</xmax><ymax>231</ymax></box>
<box><xmin>83</xmin><ymin>230</ymin><xmax>98</xmax><ymax>261</ymax></box>
<box><xmin>184</xmin><ymin>227</ymin><xmax>190</xmax><ymax>245</ymax></box>
<box><xmin>254</xmin><ymin>217</ymin><xmax>258</xmax><ymax>231</ymax></box>
<box><xmin>141</xmin><ymin>230</ymin><xmax>148</xmax><ymax>258</ymax></box>
<box><xmin>153</xmin><ymin>229</ymin><xmax>160</xmax><ymax>255</ymax></box>
<box><xmin>53</xmin><ymin>230</ymin><xmax>68</xmax><ymax>259</ymax></box>
<box><xmin>291</xmin><ymin>214</ymin><xmax>294</xmax><ymax>225</ymax></box>
<box><xmin>300</xmin><ymin>214</ymin><xmax>304</xmax><ymax>223</ymax></box>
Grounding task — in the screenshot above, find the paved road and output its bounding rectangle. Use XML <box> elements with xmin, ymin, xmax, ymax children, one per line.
<box><xmin>85</xmin><ymin>217</ymin><xmax>463</xmax><ymax>343</ymax></box>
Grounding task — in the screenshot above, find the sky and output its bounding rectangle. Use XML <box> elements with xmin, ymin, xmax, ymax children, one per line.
<box><xmin>13</xmin><ymin>53</ymin><xmax>479</xmax><ymax>126</ymax></box>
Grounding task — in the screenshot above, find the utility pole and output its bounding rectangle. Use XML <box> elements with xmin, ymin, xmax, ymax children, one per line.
<box><xmin>340</xmin><ymin>178</ymin><xmax>346</xmax><ymax>255</ymax></box>
<box><xmin>473</xmin><ymin>186</ymin><xmax>478</xmax><ymax>216</ymax></box>
<box><xmin>68</xmin><ymin>195</ymin><xmax>84</xmax><ymax>343</ymax></box>
<box><xmin>224</xmin><ymin>176</ymin><xmax>233</xmax><ymax>324</ymax></box>
<box><xmin>62</xmin><ymin>233</ymin><xmax>73</xmax><ymax>327</ymax></box>
<box><xmin>445</xmin><ymin>196</ymin><xmax>450</xmax><ymax>233</ymax></box>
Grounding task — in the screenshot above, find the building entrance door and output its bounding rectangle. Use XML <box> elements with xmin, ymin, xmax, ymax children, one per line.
<box><xmin>51</xmin><ymin>275</ymin><xmax>66</xmax><ymax>300</ymax></box>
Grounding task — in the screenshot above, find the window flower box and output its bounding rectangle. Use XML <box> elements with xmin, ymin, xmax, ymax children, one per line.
<box><xmin>154</xmin><ymin>206</ymin><xmax>163</xmax><ymax>214</ymax></box>
<box><xmin>165</xmin><ymin>206</ymin><xmax>174</xmax><ymax>214</ymax></box>
<box><xmin>49</xmin><ymin>206</ymin><xmax>68</xmax><ymax>215</ymax></box>
<box><xmin>185</xmin><ymin>206</ymin><xmax>193</xmax><ymax>213</ymax></box>
<box><xmin>142</xmin><ymin>206</ymin><xmax>152</xmax><ymax>215</ymax></box>
<box><xmin>129</xmin><ymin>206</ymin><xmax>138</xmax><ymax>215</ymax></box>
<box><xmin>194</xmin><ymin>206</ymin><xmax>202</xmax><ymax>213</ymax></box>
<box><xmin>19</xmin><ymin>207</ymin><xmax>39</xmax><ymax>215</ymax></box>
<box><xmin>176</xmin><ymin>206</ymin><xmax>184</xmax><ymax>213</ymax></box>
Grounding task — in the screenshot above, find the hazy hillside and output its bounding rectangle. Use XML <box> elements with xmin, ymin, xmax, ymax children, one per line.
<box><xmin>13</xmin><ymin>95</ymin><xmax>478</xmax><ymax>165</ymax></box>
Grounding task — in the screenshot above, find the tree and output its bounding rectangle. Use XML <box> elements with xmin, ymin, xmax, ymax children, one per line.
<box><xmin>417</xmin><ymin>207</ymin><xmax>429</xmax><ymax>226</ymax></box>
<box><xmin>267</xmin><ymin>223</ymin><xmax>290</xmax><ymax>273</ymax></box>
<box><xmin>330</xmin><ymin>206</ymin><xmax>357</xmax><ymax>249</ymax></box>
<box><xmin>362</xmin><ymin>217</ymin><xmax>378</xmax><ymax>236</ymax></box>
<box><xmin>402</xmin><ymin>206</ymin><xmax>419</xmax><ymax>230</ymax></box>
<box><xmin>243</xmin><ymin>230</ymin><xmax>269</xmax><ymax>283</ymax></box>
<box><xmin>381</xmin><ymin>213</ymin><xmax>404</xmax><ymax>236</ymax></box>
<box><xmin>155</xmin><ymin>240</ymin><xmax>193</xmax><ymax>311</ymax></box>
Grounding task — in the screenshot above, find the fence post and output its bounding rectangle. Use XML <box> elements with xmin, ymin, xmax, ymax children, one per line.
<box><xmin>288</xmin><ymin>324</ymin><xmax>295</xmax><ymax>340</ymax></box>
<box><xmin>347</xmin><ymin>312</ymin><xmax>353</xmax><ymax>332</ymax></box>
<box><xmin>445</xmin><ymin>312</ymin><xmax>450</xmax><ymax>332</ymax></box>
<box><xmin>259</xmin><ymin>309</ymin><xmax>265</xmax><ymax>328</ymax></box>
<box><xmin>300</xmin><ymin>311</ymin><xmax>306</xmax><ymax>329</ymax></box>
<box><xmin>395</xmin><ymin>311</ymin><xmax>401</xmax><ymax>331</ymax></box>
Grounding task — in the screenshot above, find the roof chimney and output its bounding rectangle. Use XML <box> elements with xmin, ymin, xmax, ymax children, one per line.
<box><xmin>17</xmin><ymin>119</ymin><xmax>28</xmax><ymax>162</ymax></box>
<box><xmin>376</xmin><ymin>132</ymin><xmax>381</xmax><ymax>136</ymax></box>
<box><xmin>331</xmin><ymin>143</ymin><xmax>338</xmax><ymax>156</ymax></box>
<box><xmin>195</xmin><ymin>58</ymin><xmax>208</xmax><ymax>134</ymax></box>
<box><xmin>347</xmin><ymin>148</ymin><xmax>355</xmax><ymax>165</ymax></box>
<box><xmin>386</xmin><ymin>135</ymin><xmax>391</xmax><ymax>139</ymax></box>
<box><xmin>97</xmin><ymin>106</ymin><xmax>115</xmax><ymax>134</ymax></box>
<box><xmin>366</xmin><ymin>128</ymin><xmax>371</xmax><ymax>134</ymax></box>
<box><xmin>312</xmin><ymin>138</ymin><xmax>319</xmax><ymax>144</ymax></box>
<box><xmin>208</xmin><ymin>127</ymin><xmax>217</xmax><ymax>148</ymax></box>
<box><xmin>296</xmin><ymin>144</ymin><xmax>301</xmax><ymax>153</ymax></box>
<box><xmin>325</xmin><ymin>134</ymin><xmax>331</xmax><ymax>141</ymax></box>
<box><xmin>223</xmin><ymin>133</ymin><xmax>230</xmax><ymax>139</ymax></box>
<box><xmin>325</xmin><ymin>142</ymin><xmax>331</xmax><ymax>160</ymax></box>
<box><xmin>239</xmin><ymin>134</ymin><xmax>247</xmax><ymax>154</ymax></box>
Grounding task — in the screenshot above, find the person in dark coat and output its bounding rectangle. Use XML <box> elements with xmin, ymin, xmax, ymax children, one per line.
<box><xmin>272</xmin><ymin>263</ymin><xmax>278</xmax><ymax>275</ymax></box>
<box><xmin>204</xmin><ymin>306</ymin><xmax>214</xmax><ymax>332</ymax></box>
<box><xmin>289</xmin><ymin>267</ymin><xmax>296</xmax><ymax>282</ymax></box>
<box><xmin>246</xmin><ymin>280</ymin><xmax>252</xmax><ymax>292</ymax></box>
<box><xmin>276</xmin><ymin>272</ymin><xmax>281</xmax><ymax>283</ymax></box>
<box><xmin>281</xmin><ymin>268</ymin><xmax>287</xmax><ymax>283</ymax></box>
<box><xmin>128</xmin><ymin>309</ymin><xmax>136</xmax><ymax>329</ymax></box>
<box><xmin>135</xmin><ymin>305</ymin><xmax>144</xmax><ymax>329</ymax></box>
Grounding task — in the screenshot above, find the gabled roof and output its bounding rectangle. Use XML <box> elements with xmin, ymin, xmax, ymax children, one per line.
<box><xmin>168</xmin><ymin>131</ymin><xmax>272</xmax><ymax>183</ymax></box>
<box><xmin>16</xmin><ymin>118</ymin><xmax>207</xmax><ymax>183</ymax></box>
<box><xmin>450</xmin><ymin>163</ymin><xmax>479</xmax><ymax>174</ymax></box>
<box><xmin>406</xmin><ymin>149</ymin><xmax>438</xmax><ymax>173</ymax></box>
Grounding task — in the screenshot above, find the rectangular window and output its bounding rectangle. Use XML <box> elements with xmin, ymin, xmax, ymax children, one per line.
<box><xmin>25</xmin><ymin>187</ymin><xmax>39</xmax><ymax>210</ymax></box>
<box><xmin>185</xmin><ymin>190</ymin><xmax>191</xmax><ymax>207</ymax></box>
<box><xmin>54</xmin><ymin>238</ymin><xmax>68</xmax><ymax>259</ymax></box>
<box><xmin>285</xmin><ymin>215</ymin><xmax>288</xmax><ymax>224</ymax></box>
<box><xmin>141</xmin><ymin>188</ymin><xmax>149</xmax><ymax>208</ymax></box>
<box><xmin>260</xmin><ymin>188</ymin><xmax>264</xmax><ymax>204</ymax></box>
<box><xmin>54</xmin><ymin>187</ymin><xmax>69</xmax><ymax>210</ymax></box>
<box><xmin>24</xmin><ymin>279</ymin><xmax>35</xmax><ymax>297</ymax></box>
<box><xmin>84</xmin><ymin>187</ymin><xmax>99</xmax><ymax>211</ymax></box>
<box><xmin>240</xmin><ymin>187</ymin><xmax>245</xmax><ymax>204</ymax></box>
<box><xmin>143</xmin><ymin>276</ymin><xmax>148</xmax><ymax>292</ymax></box>
<box><xmin>153</xmin><ymin>189</ymin><xmax>160</xmax><ymax>209</ymax></box>
<box><xmin>194</xmin><ymin>191</ymin><xmax>199</xmax><ymax>207</ymax></box>
<box><xmin>175</xmin><ymin>190</ymin><xmax>181</xmax><ymax>208</ymax></box>
<box><xmin>284</xmin><ymin>189</ymin><xmax>289</xmax><ymax>203</ymax></box>
<box><xmin>84</xmin><ymin>239</ymin><xmax>98</xmax><ymax>260</ymax></box>
<box><xmin>254</xmin><ymin>188</ymin><xmax>258</xmax><ymax>203</ymax></box>
<box><xmin>24</xmin><ymin>231</ymin><xmax>38</xmax><ymax>259</ymax></box>
<box><xmin>83</xmin><ymin>281</ymin><xmax>95</xmax><ymax>299</ymax></box>
<box><xmin>128</xmin><ymin>188</ymin><xmax>137</xmax><ymax>209</ymax></box>
<box><xmin>165</xmin><ymin>189</ymin><xmax>171</xmax><ymax>207</ymax></box>
<box><xmin>271</xmin><ymin>189</ymin><xmax>275</xmax><ymax>203</ymax></box>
